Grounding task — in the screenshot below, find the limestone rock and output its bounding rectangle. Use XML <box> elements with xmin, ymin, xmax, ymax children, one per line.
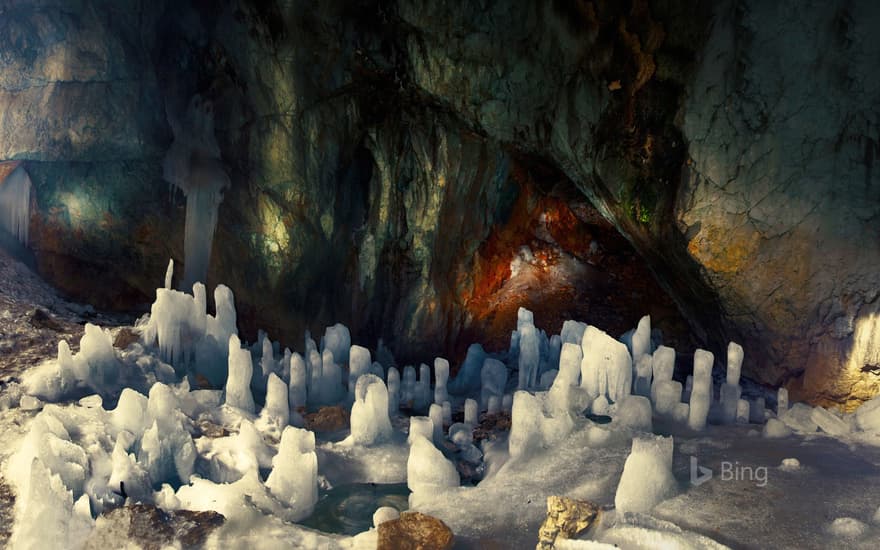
<box><xmin>536</xmin><ymin>496</ymin><xmax>600</xmax><ymax>550</ymax></box>
<box><xmin>377</xmin><ymin>511</ymin><xmax>454</xmax><ymax>550</ymax></box>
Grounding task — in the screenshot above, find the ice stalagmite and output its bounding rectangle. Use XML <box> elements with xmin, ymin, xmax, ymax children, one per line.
<box><xmin>162</xmin><ymin>95</ymin><xmax>230</xmax><ymax>289</ymax></box>
<box><xmin>308</xmin><ymin>348</ymin><xmax>323</xmax><ymax>404</ymax></box>
<box><xmin>777</xmin><ymin>387</ymin><xmax>789</xmax><ymax>414</ymax></box>
<box><xmin>402</xmin><ymin>366</ymin><xmax>417</xmax><ymax>408</ymax></box>
<box><xmin>139</xmin><ymin>383</ymin><xmax>196</xmax><ymax>485</ymax></box>
<box><xmin>434</xmin><ymin>358</ymin><xmax>450</xmax><ymax>404</ymax></box>
<box><xmin>322</xmin><ymin>323</ymin><xmax>351</xmax><ymax>365</ymax></box>
<box><xmin>480</xmin><ymin>358</ymin><xmax>507</xmax><ymax>410</ymax></box>
<box><xmin>349</xmin><ymin>374</ymin><xmax>393</xmax><ymax>445</ymax></box>
<box><xmin>288</xmin><ymin>352</ymin><xmax>308</xmax><ymax>409</ymax></box>
<box><xmin>518</xmin><ymin>323</ymin><xmax>540</xmax><ymax>390</ymax></box>
<box><xmin>349</xmin><ymin>345</ymin><xmax>372</xmax><ymax>399</ymax></box>
<box><xmin>631</xmin><ymin>315</ymin><xmax>652</xmax><ymax>361</ymax></box>
<box><xmin>560</xmin><ymin>320</ymin><xmax>587</xmax><ymax>346</ymax></box>
<box><xmin>266</xmin><ymin>427</ymin><xmax>318</xmax><ymax>520</ymax></box>
<box><xmin>408</xmin><ymin>416</ymin><xmax>434</xmax><ymax>444</ymax></box>
<box><xmin>387</xmin><ymin>367</ymin><xmax>400</xmax><ymax>415</ymax></box>
<box><xmin>0</xmin><ymin>163</ymin><xmax>32</xmax><ymax>246</ymax></box>
<box><xmin>651</xmin><ymin>346</ymin><xmax>675</xmax><ymax>405</ymax></box>
<box><xmin>225</xmin><ymin>335</ymin><xmax>255</xmax><ymax>413</ymax></box>
<box><xmin>464</xmin><ymin>398</ymin><xmax>478</xmax><ymax>425</ymax></box>
<box><xmin>415</xmin><ymin>364</ymin><xmax>431</xmax><ymax>413</ymax></box>
<box><xmin>429</xmin><ymin>403</ymin><xmax>444</xmax><ymax>445</ymax></box>
<box><xmin>321</xmin><ymin>349</ymin><xmax>342</xmax><ymax>403</ymax></box>
<box><xmin>615</xmin><ymin>434</ymin><xmax>676</xmax><ymax>513</ymax></box>
<box><xmin>581</xmin><ymin>325</ymin><xmax>632</xmax><ymax>402</ymax></box>
<box><xmin>262</xmin><ymin>373</ymin><xmax>290</xmax><ymax>428</ymax></box>
<box><xmin>634</xmin><ymin>354</ymin><xmax>653</xmax><ymax>397</ymax></box>
<box><xmin>448</xmin><ymin>343</ymin><xmax>486</xmax><ymax>395</ymax></box>
<box><xmin>407</xmin><ymin>435</ymin><xmax>459</xmax><ymax>492</ymax></box>
<box><xmin>688</xmin><ymin>349</ymin><xmax>714</xmax><ymax>430</ymax></box>
<box><xmin>719</xmin><ymin>342</ymin><xmax>744</xmax><ymax>424</ymax></box>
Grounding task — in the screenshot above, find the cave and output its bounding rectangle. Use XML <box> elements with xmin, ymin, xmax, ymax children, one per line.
<box><xmin>1</xmin><ymin>0</ymin><xmax>879</xmax><ymax>548</ymax></box>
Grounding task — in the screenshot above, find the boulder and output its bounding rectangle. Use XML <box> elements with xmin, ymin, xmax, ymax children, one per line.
<box><xmin>377</xmin><ymin>511</ymin><xmax>454</xmax><ymax>550</ymax></box>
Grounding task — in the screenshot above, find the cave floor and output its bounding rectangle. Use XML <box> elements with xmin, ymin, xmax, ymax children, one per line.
<box><xmin>1</xmin><ymin>249</ymin><xmax>880</xmax><ymax>549</ymax></box>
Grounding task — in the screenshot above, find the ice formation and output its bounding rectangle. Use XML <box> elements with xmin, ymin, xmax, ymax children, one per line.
<box><xmin>387</xmin><ymin>366</ymin><xmax>401</xmax><ymax>415</ymax></box>
<box><xmin>517</xmin><ymin>321</ymin><xmax>541</xmax><ymax>390</ymax></box>
<box><xmin>631</xmin><ymin>315</ymin><xmax>652</xmax><ymax>360</ymax></box>
<box><xmin>448</xmin><ymin>343</ymin><xmax>486</xmax><ymax>395</ymax></box>
<box><xmin>718</xmin><ymin>342</ymin><xmax>745</xmax><ymax>424</ymax></box>
<box><xmin>225</xmin><ymin>335</ymin><xmax>256</xmax><ymax>413</ymax></box>
<box><xmin>580</xmin><ymin>325</ymin><xmax>632</xmax><ymax>402</ymax></box>
<box><xmin>348</xmin><ymin>344</ymin><xmax>371</xmax><ymax>398</ymax></box>
<box><xmin>265</xmin><ymin>427</ymin><xmax>318</xmax><ymax>520</ymax></box>
<box><xmin>260</xmin><ymin>372</ymin><xmax>290</xmax><ymax>430</ymax></box>
<box><xmin>480</xmin><ymin>358</ymin><xmax>507</xmax><ymax>410</ymax></box>
<box><xmin>777</xmin><ymin>387</ymin><xmax>789</xmax><ymax>414</ymax></box>
<box><xmin>615</xmin><ymin>395</ymin><xmax>653</xmax><ymax>431</ymax></box>
<box><xmin>560</xmin><ymin>320</ymin><xmax>588</xmax><ymax>346</ymax></box>
<box><xmin>349</xmin><ymin>374</ymin><xmax>393</xmax><ymax>445</ymax></box>
<box><xmin>321</xmin><ymin>349</ymin><xmax>342</xmax><ymax>403</ymax></box>
<box><xmin>408</xmin><ymin>416</ymin><xmax>434</xmax><ymax>444</ymax></box>
<box><xmin>415</xmin><ymin>364</ymin><xmax>432</xmax><ymax>412</ymax></box>
<box><xmin>614</xmin><ymin>435</ymin><xmax>676</xmax><ymax>513</ymax></box>
<box><xmin>434</xmin><ymin>358</ymin><xmax>450</xmax><ymax>404</ymax></box>
<box><xmin>429</xmin><ymin>403</ymin><xmax>444</xmax><ymax>445</ymax></box>
<box><xmin>687</xmin><ymin>349</ymin><xmax>714</xmax><ymax>431</ymax></box>
<box><xmin>653</xmin><ymin>380</ymin><xmax>682</xmax><ymax>417</ymax></box>
<box><xmin>162</xmin><ymin>95</ymin><xmax>231</xmax><ymax>289</ymax></box>
<box><xmin>322</xmin><ymin>323</ymin><xmax>351</xmax><ymax>365</ymax></box>
<box><xmin>464</xmin><ymin>398</ymin><xmax>478</xmax><ymax>425</ymax></box>
<box><xmin>633</xmin><ymin>354</ymin><xmax>653</xmax><ymax>397</ymax></box>
<box><xmin>0</xmin><ymin>162</ymin><xmax>31</xmax><ymax>245</ymax></box>
<box><xmin>288</xmin><ymin>352</ymin><xmax>308</xmax><ymax>409</ymax></box>
<box><xmin>407</xmin><ymin>435</ymin><xmax>459</xmax><ymax>492</ymax></box>
<box><xmin>650</xmin><ymin>345</ymin><xmax>675</xmax><ymax>404</ymax></box>
<box><xmin>11</xmin><ymin>266</ymin><xmax>880</xmax><ymax>549</ymax></box>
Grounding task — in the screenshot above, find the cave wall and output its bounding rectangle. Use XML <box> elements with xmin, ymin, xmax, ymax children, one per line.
<box><xmin>1</xmin><ymin>0</ymin><xmax>878</xmax><ymax>405</ymax></box>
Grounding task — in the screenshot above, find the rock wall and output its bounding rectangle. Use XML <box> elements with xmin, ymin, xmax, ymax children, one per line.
<box><xmin>1</xmin><ymin>0</ymin><xmax>878</xmax><ymax>405</ymax></box>
<box><xmin>678</xmin><ymin>0</ymin><xmax>880</xmax><ymax>407</ymax></box>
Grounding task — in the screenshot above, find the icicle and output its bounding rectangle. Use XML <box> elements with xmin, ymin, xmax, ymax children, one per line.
<box><xmin>162</xmin><ymin>95</ymin><xmax>230</xmax><ymax>290</ymax></box>
<box><xmin>0</xmin><ymin>164</ymin><xmax>32</xmax><ymax>245</ymax></box>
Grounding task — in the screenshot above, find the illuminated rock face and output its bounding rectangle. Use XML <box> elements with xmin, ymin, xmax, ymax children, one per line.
<box><xmin>1</xmin><ymin>0</ymin><xmax>878</xmax><ymax>404</ymax></box>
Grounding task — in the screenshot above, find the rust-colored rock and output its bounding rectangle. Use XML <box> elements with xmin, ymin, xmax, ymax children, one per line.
<box><xmin>377</xmin><ymin>511</ymin><xmax>454</xmax><ymax>550</ymax></box>
<box><xmin>304</xmin><ymin>405</ymin><xmax>350</xmax><ymax>433</ymax></box>
<box><xmin>536</xmin><ymin>496</ymin><xmax>600</xmax><ymax>550</ymax></box>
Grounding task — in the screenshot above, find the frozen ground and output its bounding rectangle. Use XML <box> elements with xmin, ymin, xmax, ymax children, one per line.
<box><xmin>1</xmin><ymin>249</ymin><xmax>879</xmax><ymax>549</ymax></box>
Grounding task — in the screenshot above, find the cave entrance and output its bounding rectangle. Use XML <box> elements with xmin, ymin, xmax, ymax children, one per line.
<box><xmin>454</xmin><ymin>154</ymin><xmax>690</xmax><ymax>360</ymax></box>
